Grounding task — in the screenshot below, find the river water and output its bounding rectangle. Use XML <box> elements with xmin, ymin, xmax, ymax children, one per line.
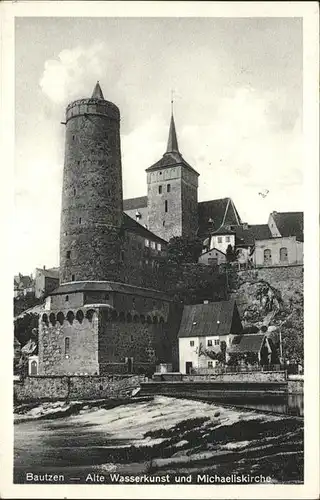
<box><xmin>14</xmin><ymin>396</ymin><xmax>303</xmax><ymax>485</ymax></box>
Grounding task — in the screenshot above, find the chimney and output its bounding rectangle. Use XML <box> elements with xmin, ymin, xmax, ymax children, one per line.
<box><xmin>242</xmin><ymin>222</ymin><xmax>248</xmax><ymax>230</ymax></box>
<box><xmin>43</xmin><ymin>265</ymin><xmax>46</xmax><ymax>270</ymax></box>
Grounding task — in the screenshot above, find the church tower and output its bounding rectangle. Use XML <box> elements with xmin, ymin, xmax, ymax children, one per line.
<box><xmin>146</xmin><ymin>112</ymin><xmax>199</xmax><ymax>241</ymax></box>
<box><xmin>60</xmin><ymin>82</ymin><xmax>123</xmax><ymax>283</ymax></box>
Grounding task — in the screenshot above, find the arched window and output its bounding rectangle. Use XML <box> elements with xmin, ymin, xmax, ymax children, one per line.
<box><xmin>65</xmin><ymin>337</ymin><xmax>70</xmax><ymax>358</ymax></box>
<box><xmin>263</xmin><ymin>249</ymin><xmax>272</xmax><ymax>265</ymax></box>
<box><xmin>167</xmin><ymin>184</ymin><xmax>171</xmax><ymax>193</ymax></box>
<box><xmin>42</xmin><ymin>313</ymin><xmax>48</xmax><ymax>324</ymax></box>
<box><xmin>119</xmin><ymin>311</ymin><xmax>125</xmax><ymax>322</ymax></box>
<box><xmin>76</xmin><ymin>310</ymin><xmax>84</xmax><ymax>323</ymax></box>
<box><xmin>165</xmin><ymin>200</ymin><xmax>168</xmax><ymax>212</ymax></box>
<box><xmin>57</xmin><ymin>312</ymin><xmax>64</xmax><ymax>325</ymax></box>
<box><xmin>66</xmin><ymin>311</ymin><xmax>75</xmax><ymax>324</ymax></box>
<box><xmin>153</xmin><ymin>316</ymin><xmax>158</xmax><ymax>324</ymax></box>
<box><xmin>133</xmin><ymin>314</ymin><xmax>139</xmax><ymax>323</ymax></box>
<box><xmin>280</xmin><ymin>247</ymin><xmax>288</xmax><ymax>262</ymax></box>
<box><xmin>146</xmin><ymin>315</ymin><xmax>152</xmax><ymax>324</ymax></box>
<box><xmin>127</xmin><ymin>313</ymin><xmax>132</xmax><ymax>323</ymax></box>
<box><xmin>85</xmin><ymin>309</ymin><xmax>95</xmax><ymax>322</ymax></box>
<box><xmin>159</xmin><ymin>317</ymin><xmax>165</xmax><ymax>324</ymax></box>
<box><xmin>140</xmin><ymin>314</ymin><xmax>145</xmax><ymax>324</ymax></box>
<box><xmin>158</xmin><ymin>185</ymin><xmax>162</xmax><ymax>194</ymax></box>
<box><xmin>49</xmin><ymin>313</ymin><xmax>56</xmax><ymax>326</ymax></box>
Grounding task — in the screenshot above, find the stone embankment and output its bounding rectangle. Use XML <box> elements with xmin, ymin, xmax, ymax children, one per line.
<box><xmin>14</xmin><ymin>375</ymin><xmax>142</xmax><ymax>404</ymax></box>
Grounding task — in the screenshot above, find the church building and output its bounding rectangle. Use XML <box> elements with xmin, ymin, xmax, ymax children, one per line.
<box><xmin>123</xmin><ymin>112</ymin><xmax>242</xmax><ymax>242</ymax></box>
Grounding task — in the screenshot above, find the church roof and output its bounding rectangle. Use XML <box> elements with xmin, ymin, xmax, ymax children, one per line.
<box><xmin>123</xmin><ymin>196</ymin><xmax>148</xmax><ymax>211</ymax></box>
<box><xmin>234</xmin><ymin>224</ymin><xmax>272</xmax><ymax>246</ymax></box>
<box><xmin>91</xmin><ymin>81</ymin><xmax>104</xmax><ymax>100</ymax></box>
<box><xmin>178</xmin><ymin>300</ymin><xmax>242</xmax><ymax>338</ymax></box>
<box><xmin>198</xmin><ymin>198</ymin><xmax>242</xmax><ymax>238</ymax></box>
<box><xmin>146</xmin><ymin>113</ymin><xmax>199</xmax><ymax>176</ymax></box>
<box><xmin>272</xmin><ymin>211</ymin><xmax>304</xmax><ymax>242</ymax></box>
<box><xmin>122</xmin><ymin>212</ymin><xmax>167</xmax><ymax>244</ymax></box>
<box><xmin>166</xmin><ymin>114</ymin><xmax>179</xmax><ymax>153</ymax></box>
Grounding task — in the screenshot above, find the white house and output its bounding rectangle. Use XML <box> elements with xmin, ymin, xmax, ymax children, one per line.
<box><xmin>177</xmin><ymin>300</ymin><xmax>243</xmax><ymax>374</ymax></box>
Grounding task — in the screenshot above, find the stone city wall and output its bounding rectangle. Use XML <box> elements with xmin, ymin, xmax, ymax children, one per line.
<box><xmin>14</xmin><ymin>375</ymin><xmax>141</xmax><ymax>403</ymax></box>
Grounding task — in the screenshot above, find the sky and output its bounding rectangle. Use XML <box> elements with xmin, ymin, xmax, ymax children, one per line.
<box><xmin>14</xmin><ymin>16</ymin><xmax>303</xmax><ymax>275</ymax></box>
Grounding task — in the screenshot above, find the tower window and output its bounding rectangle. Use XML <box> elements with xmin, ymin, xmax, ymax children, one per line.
<box><xmin>120</xmin><ymin>250</ymin><xmax>125</xmax><ymax>262</ymax></box>
<box><xmin>163</xmin><ymin>221</ymin><xmax>165</xmax><ymax>226</ymax></box>
<box><xmin>66</xmin><ymin>251</ymin><xmax>71</xmax><ymax>259</ymax></box>
<box><xmin>158</xmin><ymin>185</ymin><xmax>162</xmax><ymax>194</ymax></box>
<box><xmin>77</xmin><ymin>160</ymin><xmax>80</xmax><ymax>165</ymax></box>
<box><xmin>73</xmin><ymin>188</ymin><xmax>76</xmax><ymax>196</ymax></box>
<box><xmin>72</xmin><ymin>135</ymin><xmax>75</xmax><ymax>141</ymax></box>
<box><xmin>167</xmin><ymin>184</ymin><xmax>171</xmax><ymax>192</ymax></box>
<box><xmin>71</xmin><ymin>274</ymin><xmax>75</xmax><ymax>281</ymax></box>
<box><xmin>65</xmin><ymin>337</ymin><xmax>70</xmax><ymax>358</ymax></box>
<box><xmin>165</xmin><ymin>200</ymin><xmax>168</xmax><ymax>212</ymax></box>
<box><xmin>78</xmin><ymin>217</ymin><xmax>82</xmax><ymax>224</ymax></box>
<box><xmin>65</xmin><ymin>295</ymin><xmax>69</xmax><ymax>302</ymax></box>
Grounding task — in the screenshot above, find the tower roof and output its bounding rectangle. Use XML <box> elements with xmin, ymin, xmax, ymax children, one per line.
<box><xmin>146</xmin><ymin>111</ymin><xmax>199</xmax><ymax>176</ymax></box>
<box><xmin>166</xmin><ymin>113</ymin><xmax>179</xmax><ymax>153</ymax></box>
<box><xmin>91</xmin><ymin>81</ymin><xmax>104</xmax><ymax>100</ymax></box>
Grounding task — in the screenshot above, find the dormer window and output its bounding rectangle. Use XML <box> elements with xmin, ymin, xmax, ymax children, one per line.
<box><xmin>135</xmin><ymin>211</ymin><xmax>141</xmax><ymax>220</ymax></box>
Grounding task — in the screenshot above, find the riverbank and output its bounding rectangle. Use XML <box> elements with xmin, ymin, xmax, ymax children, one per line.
<box><xmin>14</xmin><ymin>396</ymin><xmax>303</xmax><ymax>484</ymax></box>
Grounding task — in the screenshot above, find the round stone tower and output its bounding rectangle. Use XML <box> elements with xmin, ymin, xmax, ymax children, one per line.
<box><xmin>60</xmin><ymin>82</ymin><xmax>123</xmax><ymax>284</ymax></box>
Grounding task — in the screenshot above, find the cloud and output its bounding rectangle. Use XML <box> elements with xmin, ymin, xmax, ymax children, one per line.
<box><xmin>39</xmin><ymin>42</ymin><xmax>109</xmax><ymax>104</ymax></box>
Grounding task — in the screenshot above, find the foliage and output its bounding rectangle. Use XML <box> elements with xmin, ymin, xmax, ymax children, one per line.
<box><xmin>14</xmin><ymin>292</ymin><xmax>42</xmax><ymax>317</ymax></box>
<box><xmin>163</xmin><ymin>262</ymin><xmax>228</xmax><ymax>305</ymax></box>
<box><xmin>227</xmin><ymin>352</ymin><xmax>259</xmax><ymax>366</ymax></box>
<box><xmin>226</xmin><ymin>244</ymin><xmax>237</xmax><ymax>263</ymax></box>
<box><xmin>167</xmin><ymin>236</ymin><xmax>203</xmax><ymax>265</ymax></box>
<box><xmin>14</xmin><ymin>312</ymin><xmax>39</xmax><ymax>347</ymax></box>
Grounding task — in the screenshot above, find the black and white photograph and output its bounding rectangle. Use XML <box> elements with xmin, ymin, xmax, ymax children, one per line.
<box><xmin>1</xmin><ymin>2</ymin><xmax>319</xmax><ymax>499</ymax></box>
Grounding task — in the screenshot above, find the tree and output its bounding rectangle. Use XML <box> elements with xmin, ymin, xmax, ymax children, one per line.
<box><xmin>226</xmin><ymin>244</ymin><xmax>237</xmax><ymax>263</ymax></box>
<box><xmin>167</xmin><ymin>236</ymin><xmax>203</xmax><ymax>265</ymax></box>
<box><xmin>14</xmin><ymin>312</ymin><xmax>39</xmax><ymax>347</ymax></box>
<box><xmin>14</xmin><ymin>292</ymin><xmax>42</xmax><ymax>317</ymax></box>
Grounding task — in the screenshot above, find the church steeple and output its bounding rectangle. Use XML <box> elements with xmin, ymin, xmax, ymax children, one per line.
<box><xmin>91</xmin><ymin>81</ymin><xmax>104</xmax><ymax>100</ymax></box>
<box><xmin>166</xmin><ymin>113</ymin><xmax>179</xmax><ymax>153</ymax></box>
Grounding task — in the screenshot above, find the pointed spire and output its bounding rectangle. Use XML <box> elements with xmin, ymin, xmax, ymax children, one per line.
<box><xmin>91</xmin><ymin>81</ymin><xmax>104</xmax><ymax>100</ymax></box>
<box><xmin>166</xmin><ymin>113</ymin><xmax>179</xmax><ymax>153</ymax></box>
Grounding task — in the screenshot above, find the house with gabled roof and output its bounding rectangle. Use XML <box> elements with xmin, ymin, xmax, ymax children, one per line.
<box><xmin>177</xmin><ymin>300</ymin><xmax>243</xmax><ymax>374</ymax></box>
<box><xmin>253</xmin><ymin>211</ymin><xmax>304</xmax><ymax>267</ymax></box>
<box><xmin>228</xmin><ymin>334</ymin><xmax>275</xmax><ymax>366</ymax></box>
